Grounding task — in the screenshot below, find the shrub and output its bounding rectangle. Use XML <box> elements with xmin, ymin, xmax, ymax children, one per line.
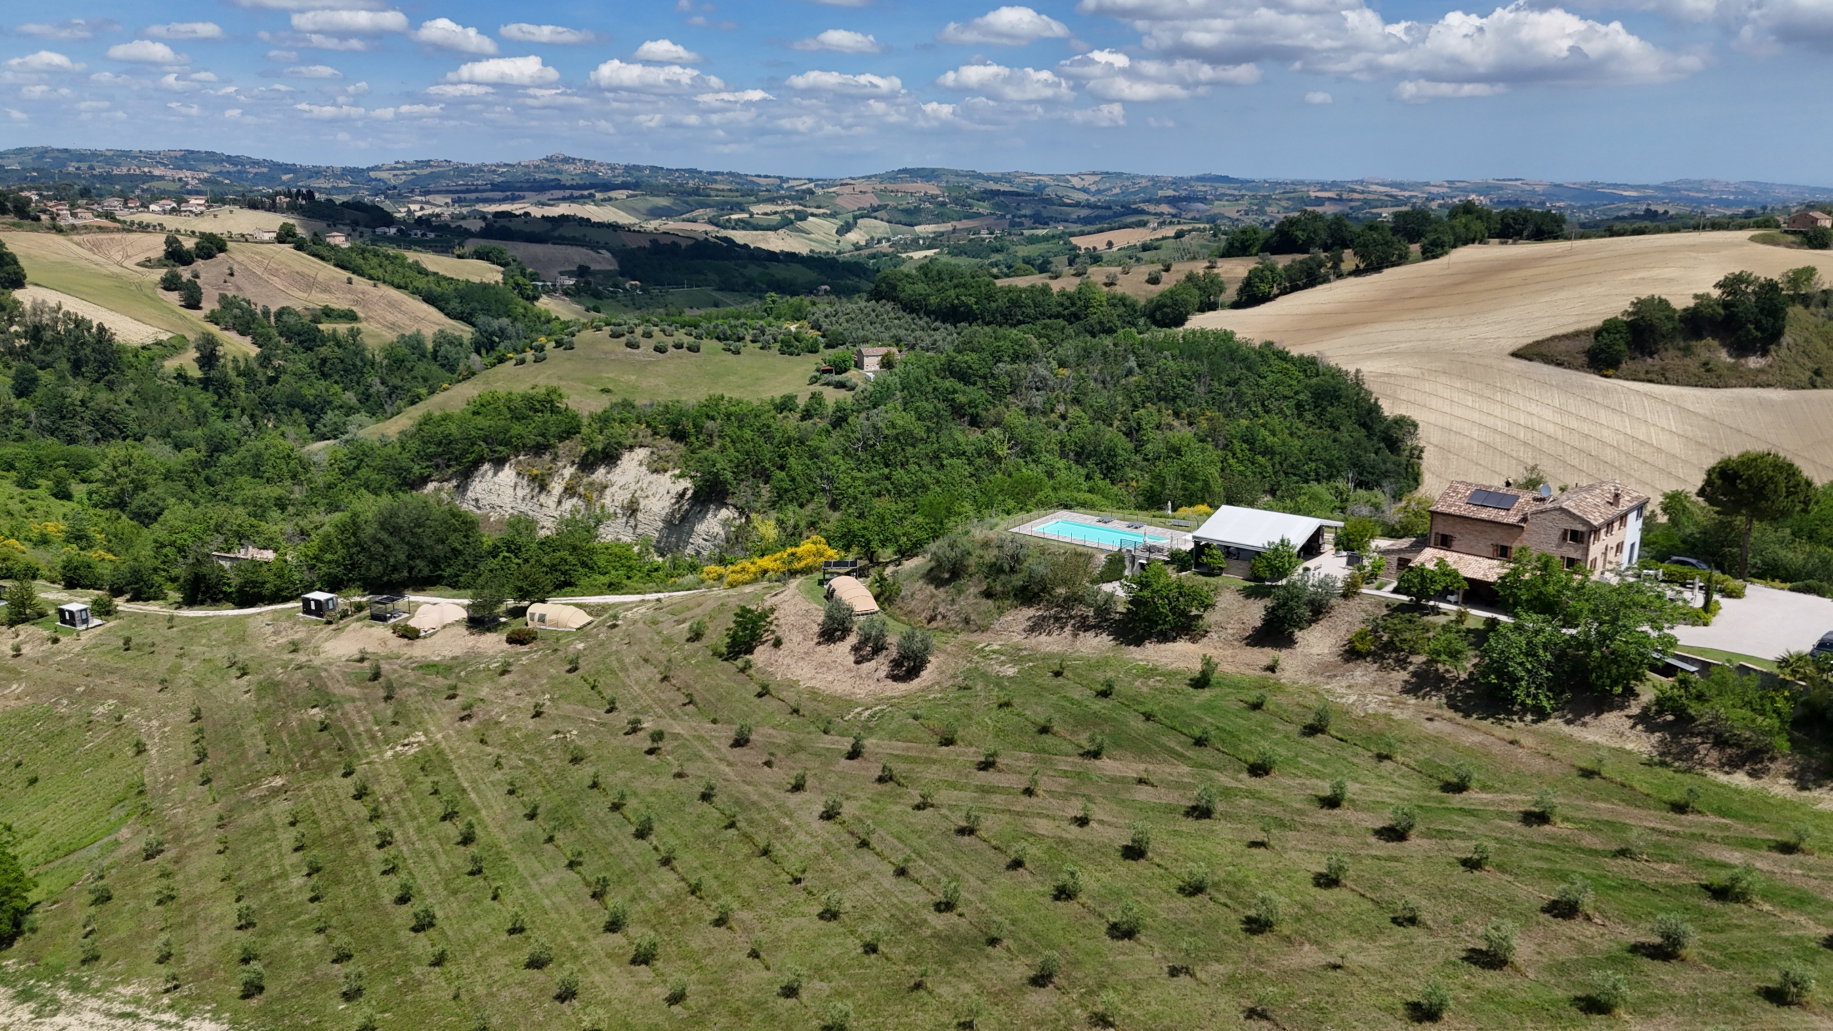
<box><xmin>663</xmin><ymin>975</ymin><xmax>687</xmax><ymax>1006</ymax></box>
<box><xmin>1393</xmin><ymin>897</ymin><xmax>1424</xmax><ymax>927</ymax></box>
<box><xmin>936</xmin><ymin>879</ymin><xmax>962</xmax><ymax>913</ymax></box>
<box><xmin>1052</xmin><ymin>865</ymin><xmax>1083</xmax><ymax>901</ymax></box>
<box><xmin>893</xmin><ymin>628</ymin><xmax>934</xmax><ymax>676</ymax></box>
<box><xmin>525</xmin><ymin>938</ymin><xmax>554</xmax><ymax>970</ymax></box>
<box><xmin>341</xmin><ymin>966</ymin><xmax>365</xmax><ymax>1001</ymax></box>
<box><xmin>1123</xmin><ymin>821</ymin><xmax>1151</xmax><ymax>860</ymax></box>
<box><xmin>1178</xmin><ymin>866</ymin><xmax>1211</xmax><ymax>896</ymax></box>
<box><xmin>1480</xmin><ymin>920</ymin><xmax>1518</xmax><ymax>967</ymax></box>
<box><xmin>506</xmin><ymin>626</ymin><xmax>538</xmax><ymax>645</ymax></box>
<box><xmin>1192</xmin><ymin>653</ymin><xmax>1217</xmax><ymax>689</ymax></box>
<box><xmin>1777</xmin><ymin>962</ymin><xmax>1816</xmax><ymax>1006</ymax></box>
<box><xmin>1650</xmin><ymin>913</ymin><xmax>1693</xmax><ymax>958</ymax></box>
<box><xmin>1321</xmin><ymin>850</ymin><xmax>1349</xmax><ymax>887</ymax></box>
<box><xmin>1083</xmin><ymin>733</ymin><xmax>1107</xmax><ymax>759</ymax></box>
<box><xmin>1447</xmin><ymin>762</ymin><xmax>1476</xmax><ymax>793</ymax></box>
<box><xmin>1717</xmin><ymin>862</ymin><xmax>1759</xmax><ymax>903</ymax></box>
<box><xmin>821</xmin><ymin>1001</ymin><xmax>854</xmax><ymax>1031</ymax></box>
<box><xmin>1247</xmin><ymin>891</ymin><xmax>1284</xmax><ymax>934</ymax></box>
<box><xmin>1414</xmin><ymin>976</ymin><xmax>1451</xmax><ymax>1022</ymax></box>
<box><xmin>1586</xmin><ymin>970</ymin><xmax>1629</xmax><ymax>1014</ymax></box>
<box><xmin>1302</xmin><ymin>702</ymin><xmax>1334</xmax><ymax>736</ymax></box>
<box><xmin>1249</xmin><ymin>537</ymin><xmax>1302</xmax><ymax>581</ymax></box>
<box><xmin>1387</xmin><ymin>804</ymin><xmax>1418</xmax><ymax>840</ymax></box>
<box><xmin>1464</xmin><ymin>840</ymin><xmax>1492</xmax><ymax>871</ymax></box>
<box><xmin>603</xmin><ymin>901</ymin><xmax>629</xmax><ymax>934</ymax></box>
<box><xmin>1527</xmin><ymin>788</ymin><xmax>1559</xmax><ymax>825</ymax></box>
<box><xmin>1107</xmin><ymin>899</ymin><xmax>1144</xmax><ymax>940</ymax></box>
<box><xmin>1247</xmin><ymin>746</ymin><xmax>1278</xmax><ymax>777</ymax></box>
<box><xmin>820</xmin><ymin>795</ymin><xmax>844</xmax><ymax>821</ymax></box>
<box><xmin>239</xmin><ymin>963</ymin><xmax>265</xmax><ymax>998</ymax></box>
<box><xmin>855</xmin><ymin>616</ymin><xmax>889</xmax><ymax>656</ymax></box>
<box><xmin>1322</xmin><ymin>778</ymin><xmax>1348</xmax><ymax>809</ymax></box>
<box><xmin>1549</xmin><ymin>875</ymin><xmax>1592</xmax><ymax>918</ymax></box>
<box><xmin>631</xmin><ymin>931</ymin><xmax>661</xmax><ymax>965</ymax></box>
<box><xmin>819</xmin><ymin>598</ymin><xmax>855</xmax><ymax>642</ymax></box>
<box><xmin>1033</xmin><ymin>951</ymin><xmax>1061</xmax><ymax>986</ymax></box>
<box><xmin>1189</xmin><ymin>784</ymin><xmax>1219</xmax><ymax>819</ymax></box>
<box><xmin>411</xmin><ymin>905</ymin><xmax>436</xmax><ymax>932</ymax></box>
<box><xmin>819</xmin><ymin>892</ymin><xmax>844</xmax><ymax>921</ymax></box>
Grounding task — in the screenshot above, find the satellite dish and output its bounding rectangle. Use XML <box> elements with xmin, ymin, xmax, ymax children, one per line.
<box><xmin>1537</xmin><ymin>483</ymin><xmax>1553</xmax><ymax>498</ymax></box>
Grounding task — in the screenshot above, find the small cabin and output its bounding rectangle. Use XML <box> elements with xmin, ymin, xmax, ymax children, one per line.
<box><xmin>301</xmin><ymin>591</ymin><xmax>339</xmax><ymax>620</ymax></box>
<box><xmin>369</xmin><ymin>595</ymin><xmax>407</xmax><ymax>623</ymax></box>
<box><xmin>57</xmin><ymin>602</ymin><xmax>92</xmax><ymax>631</ymax></box>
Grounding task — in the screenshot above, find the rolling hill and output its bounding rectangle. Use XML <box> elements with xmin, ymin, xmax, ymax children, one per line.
<box><xmin>1189</xmin><ymin>232</ymin><xmax>1833</xmax><ymax>497</ymax></box>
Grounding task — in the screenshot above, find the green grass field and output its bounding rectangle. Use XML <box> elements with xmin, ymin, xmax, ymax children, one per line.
<box><xmin>3</xmin><ymin>584</ymin><xmax>1832</xmax><ymax>1030</ymax></box>
<box><xmin>2</xmin><ymin>230</ymin><xmax>221</xmax><ymax>341</ymax></box>
<box><xmin>366</xmin><ymin>330</ymin><xmax>846</xmax><ymax>437</ymax></box>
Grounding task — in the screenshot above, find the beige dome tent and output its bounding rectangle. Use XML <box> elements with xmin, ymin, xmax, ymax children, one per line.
<box><xmin>408</xmin><ymin>601</ymin><xmax>467</xmax><ymax>635</ymax></box>
<box><xmin>527</xmin><ymin>602</ymin><xmax>593</xmax><ymax>631</ymax></box>
<box><xmin>824</xmin><ymin>575</ymin><xmax>878</xmax><ymax>616</ymax></box>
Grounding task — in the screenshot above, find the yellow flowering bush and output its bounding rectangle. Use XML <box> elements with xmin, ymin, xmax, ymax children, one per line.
<box><xmin>702</xmin><ymin>536</ymin><xmax>840</xmax><ymax>588</ymax></box>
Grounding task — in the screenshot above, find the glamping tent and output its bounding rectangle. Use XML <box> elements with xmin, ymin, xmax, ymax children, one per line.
<box><xmin>824</xmin><ymin>575</ymin><xmax>879</xmax><ymax>616</ymax></box>
<box><xmin>301</xmin><ymin>591</ymin><xmax>339</xmax><ymax>619</ymax></box>
<box><xmin>57</xmin><ymin>602</ymin><xmax>93</xmax><ymax>631</ymax></box>
<box><xmin>527</xmin><ymin>602</ymin><xmax>593</xmax><ymax>631</ymax></box>
<box><xmin>407</xmin><ymin>601</ymin><xmax>467</xmax><ymax>635</ymax></box>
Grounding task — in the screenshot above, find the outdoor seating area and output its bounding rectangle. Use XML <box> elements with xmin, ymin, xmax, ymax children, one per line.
<box><xmin>368</xmin><ymin>595</ymin><xmax>408</xmax><ymax>623</ymax></box>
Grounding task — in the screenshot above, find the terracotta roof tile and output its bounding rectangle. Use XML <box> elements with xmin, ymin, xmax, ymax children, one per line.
<box><xmin>1430</xmin><ymin>479</ymin><xmax>1647</xmax><ymax>528</ymax></box>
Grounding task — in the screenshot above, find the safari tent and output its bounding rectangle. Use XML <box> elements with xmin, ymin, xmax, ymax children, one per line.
<box><xmin>301</xmin><ymin>591</ymin><xmax>339</xmax><ymax>619</ymax></box>
<box><xmin>527</xmin><ymin>602</ymin><xmax>593</xmax><ymax>631</ymax></box>
<box><xmin>824</xmin><ymin>575</ymin><xmax>879</xmax><ymax>616</ymax></box>
<box><xmin>407</xmin><ymin>601</ymin><xmax>467</xmax><ymax>635</ymax></box>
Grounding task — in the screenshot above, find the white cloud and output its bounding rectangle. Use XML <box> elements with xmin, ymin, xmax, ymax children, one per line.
<box><xmin>107</xmin><ymin>40</ymin><xmax>187</xmax><ymax>65</ymax></box>
<box><xmin>294</xmin><ymin>101</ymin><xmax>368</xmax><ymax>118</ymax></box>
<box><xmin>412</xmin><ymin>18</ymin><xmax>496</xmax><ymax>54</ymax></box>
<box><xmin>289</xmin><ymin>10</ymin><xmax>408</xmax><ymax>34</ymax></box>
<box><xmin>633</xmin><ymin>39</ymin><xmax>704</xmax><ymax>63</ymax></box>
<box><xmin>167</xmin><ymin>101</ymin><xmax>200</xmax><ymax>116</ymax></box>
<box><xmin>426</xmin><ymin>82</ymin><xmax>493</xmax><ymax>96</ymax></box>
<box><xmin>445</xmin><ymin>55</ymin><xmax>559</xmax><ymax>86</ymax></box>
<box><xmin>147</xmin><ymin>22</ymin><xmax>224</xmax><ymax>40</ymax></box>
<box><xmin>76</xmin><ymin>100</ymin><xmax>108</xmax><ymax>111</ymax></box>
<box><xmin>395</xmin><ymin>102</ymin><xmax>443</xmax><ymax>116</ymax></box>
<box><xmin>1057</xmin><ymin>48</ymin><xmax>1257</xmax><ymax>100</ymax></box>
<box><xmin>267</xmin><ymin>50</ymin><xmax>299</xmax><ymax>62</ymax></box>
<box><xmin>588</xmin><ymin>59</ymin><xmax>724</xmax><ymax>92</ymax></box>
<box><xmin>1304</xmin><ymin>90</ymin><xmax>1333</xmax><ymax>104</ymax></box>
<box><xmin>289</xmin><ymin>34</ymin><xmax>374</xmax><ymax>51</ymax></box>
<box><xmin>5</xmin><ymin>51</ymin><xmax>85</xmax><ymax>74</ymax></box>
<box><xmin>697</xmin><ymin>88</ymin><xmax>775</xmax><ymax>103</ymax></box>
<box><xmin>935</xmin><ymin>62</ymin><xmax>1074</xmax><ymax>101</ymax></box>
<box><xmin>16</xmin><ymin>19</ymin><xmax>115</xmax><ymax>40</ymax></box>
<box><xmin>1729</xmin><ymin>0</ymin><xmax>1833</xmax><ymax>53</ymax></box>
<box><xmin>1393</xmin><ymin>79</ymin><xmax>1508</xmax><ymax>101</ymax></box>
<box><xmin>232</xmin><ymin>0</ymin><xmax>389</xmax><ymax>8</ymax></box>
<box><xmin>792</xmin><ymin>29</ymin><xmax>887</xmax><ymax>53</ymax></box>
<box><xmin>159</xmin><ymin>71</ymin><xmax>219</xmax><ymax>91</ymax></box>
<box><xmin>19</xmin><ymin>85</ymin><xmax>70</xmax><ymax>100</ymax></box>
<box><xmin>499</xmin><ymin>23</ymin><xmax>599</xmax><ymax>45</ymax></box>
<box><xmin>285</xmin><ymin>64</ymin><xmax>343</xmax><ymax>78</ymax></box>
<box><xmin>938</xmin><ymin>6</ymin><xmax>1071</xmax><ymax>46</ymax></box>
<box><xmin>785</xmin><ymin>69</ymin><xmax>902</xmax><ymax>94</ymax></box>
<box><xmin>1080</xmin><ymin>0</ymin><xmax>1703</xmax><ymax>97</ymax></box>
<box><xmin>88</xmin><ymin>72</ymin><xmax>134</xmax><ymax>85</ymax></box>
<box><xmin>1066</xmin><ymin>102</ymin><xmax>1125</xmax><ymax>126</ymax></box>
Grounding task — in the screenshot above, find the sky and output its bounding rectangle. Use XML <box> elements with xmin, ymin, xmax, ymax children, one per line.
<box><xmin>0</xmin><ymin>1</ymin><xmax>1829</xmax><ymax>185</ymax></box>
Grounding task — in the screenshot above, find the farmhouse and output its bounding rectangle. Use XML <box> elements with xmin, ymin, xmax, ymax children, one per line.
<box><xmin>300</xmin><ymin>591</ymin><xmax>339</xmax><ymax>620</ymax></box>
<box><xmin>825</xmin><ymin>575</ymin><xmax>879</xmax><ymax>616</ymax></box>
<box><xmin>211</xmin><ymin>544</ymin><xmax>276</xmax><ymax>567</ymax></box>
<box><xmin>527</xmin><ymin>602</ymin><xmax>592</xmax><ymax>630</ymax></box>
<box><xmin>325</xmin><ymin>232</ymin><xmax>350</xmax><ymax>247</ymax></box>
<box><xmin>252</xmin><ymin>228</ymin><xmax>277</xmax><ymax>242</ymax></box>
<box><xmin>149</xmin><ymin>200</ymin><xmax>177</xmax><ymax>215</ymax></box>
<box><xmin>1388</xmin><ymin>480</ymin><xmax>1648</xmax><ymax>600</ymax></box>
<box><xmin>1191</xmin><ymin>506</ymin><xmax>1342</xmax><ymax>578</ymax></box>
<box><xmin>856</xmin><ymin>347</ymin><xmax>899</xmax><ymax>376</ymax></box>
<box><xmin>1784</xmin><ymin>209</ymin><xmax>1832</xmax><ymax>232</ymax></box>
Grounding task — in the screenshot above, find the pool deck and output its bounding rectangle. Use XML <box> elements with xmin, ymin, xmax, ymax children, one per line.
<box><xmin>1011</xmin><ymin>510</ymin><xmax>1196</xmax><ymax>553</ymax></box>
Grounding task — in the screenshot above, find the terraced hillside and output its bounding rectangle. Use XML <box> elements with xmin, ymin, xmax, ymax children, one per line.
<box><xmin>2</xmin><ymin>583</ymin><xmax>1830</xmax><ymax>1030</ymax></box>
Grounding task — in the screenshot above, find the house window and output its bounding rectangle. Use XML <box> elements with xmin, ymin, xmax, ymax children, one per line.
<box><xmin>1493</xmin><ymin>544</ymin><xmax>1512</xmax><ymax>560</ymax></box>
<box><xmin>1435</xmin><ymin>533</ymin><xmax>1455</xmax><ymax>549</ymax></box>
<box><xmin>1563</xmin><ymin>528</ymin><xmax>1586</xmax><ymax>545</ymax></box>
<box><xmin>1562</xmin><ymin>557</ymin><xmax>1579</xmax><ymax>570</ymax></box>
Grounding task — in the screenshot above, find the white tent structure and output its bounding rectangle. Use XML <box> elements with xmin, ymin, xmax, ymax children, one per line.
<box><xmin>527</xmin><ymin>602</ymin><xmax>593</xmax><ymax>631</ymax></box>
<box><xmin>408</xmin><ymin>601</ymin><xmax>467</xmax><ymax>635</ymax></box>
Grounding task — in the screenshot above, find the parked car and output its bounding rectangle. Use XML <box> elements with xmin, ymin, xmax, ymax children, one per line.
<box><xmin>1667</xmin><ymin>556</ymin><xmax>1711</xmax><ymax>571</ymax></box>
<box><xmin>1813</xmin><ymin>632</ymin><xmax>1833</xmax><ymax>659</ymax></box>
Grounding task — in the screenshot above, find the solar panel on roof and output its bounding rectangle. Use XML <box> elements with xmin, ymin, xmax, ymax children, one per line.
<box><xmin>1467</xmin><ymin>489</ymin><xmax>1518</xmax><ymax>510</ymax></box>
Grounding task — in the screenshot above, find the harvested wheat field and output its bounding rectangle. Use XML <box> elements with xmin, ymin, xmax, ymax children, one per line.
<box><xmin>11</xmin><ymin>285</ymin><xmax>171</xmax><ymax>344</ymax></box>
<box><xmin>407</xmin><ymin>250</ymin><xmax>503</xmax><ymax>283</ymax></box>
<box><xmin>1068</xmin><ymin>223</ymin><xmax>1195</xmax><ymax>251</ymax></box>
<box><xmin>2</xmin><ymin>230</ymin><xmax>222</xmax><ymax>341</ymax></box>
<box><xmin>1189</xmin><ymin>232</ymin><xmax>1833</xmax><ymax>496</ymax></box>
<box><xmin>192</xmin><ymin>243</ymin><xmax>469</xmax><ymax>342</ymax></box>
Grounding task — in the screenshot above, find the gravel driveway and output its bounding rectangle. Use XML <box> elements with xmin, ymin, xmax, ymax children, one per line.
<box><xmin>1672</xmin><ymin>583</ymin><xmax>1833</xmax><ymax>660</ymax></box>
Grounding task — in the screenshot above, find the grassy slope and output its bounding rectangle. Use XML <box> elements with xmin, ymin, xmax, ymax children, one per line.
<box><xmin>2</xmin><ymin>229</ymin><xmax>222</xmax><ymax>342</ymax></box>
<box><xmin>2</xmin><ymin>587</ymin><xmax>1831</xmax><ymax>1030</ymax></box>
<box><xmin>363</xmin><ymin>329</ymin><xmax>844</xmax><ymax>438</ymax></box>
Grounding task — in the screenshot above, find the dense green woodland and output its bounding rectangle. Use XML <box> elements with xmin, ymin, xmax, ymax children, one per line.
<box><xmin>0</xmin><ymin>242</ymin><xmax>1419</xmax><ymax>602</ymax></box>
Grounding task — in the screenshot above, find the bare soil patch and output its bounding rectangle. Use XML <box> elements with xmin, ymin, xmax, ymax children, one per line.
<box><xmin>460</xmin><ymin>238</ymin><xmax>615</xmax><ymax>281</ymax></box>
<box><xmin>750</xmin><ymin>585</ymin><xmax>956</xmax><ymax>699</ymax></box>
<box><xmin>305</xmin><ymin>618</ymin><xmax>510</xmax><ymax>662</ymax></box>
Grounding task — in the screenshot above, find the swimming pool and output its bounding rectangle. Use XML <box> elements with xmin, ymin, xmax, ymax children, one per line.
<box><xmin>1033</xmin><ymin>519</ymin><xmax>1168</xmax><ymax>550</ymax></box>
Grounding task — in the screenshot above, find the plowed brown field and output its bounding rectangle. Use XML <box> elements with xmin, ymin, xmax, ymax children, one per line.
<box><xmin>1189</xmin><ymin>232</ymin><xmax>1833</xmax><ymax>496</ymax></box>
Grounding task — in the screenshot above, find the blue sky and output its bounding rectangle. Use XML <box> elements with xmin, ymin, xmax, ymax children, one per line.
<box><xmin>1</xmin><ymin>1</ymin><xmax>1829</xmax><ymax>184</ymax></box>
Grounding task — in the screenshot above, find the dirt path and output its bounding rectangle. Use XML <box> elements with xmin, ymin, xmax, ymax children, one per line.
<box><xmin>1189</xmin><ymin>232</ymin><xmax>1833</xmax><ymax>496</ymax></box>
<box><xmin>0</xmin><ymin>976</ymin><xmax>235</xmax><ymax>1031</ymax></box>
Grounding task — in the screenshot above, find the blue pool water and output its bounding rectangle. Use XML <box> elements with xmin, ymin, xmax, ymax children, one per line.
<box><xmin>1034</xmin><ymin>519</ymin><xmax>1168</xmax><ymax>549</ymax></box>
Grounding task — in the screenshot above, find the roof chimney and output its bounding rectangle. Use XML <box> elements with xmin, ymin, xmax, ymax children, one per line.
<box><xmin>1612</xmin><ymin>488</ymin><xmax>1621</xmax><ymax>507</ymax></box>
